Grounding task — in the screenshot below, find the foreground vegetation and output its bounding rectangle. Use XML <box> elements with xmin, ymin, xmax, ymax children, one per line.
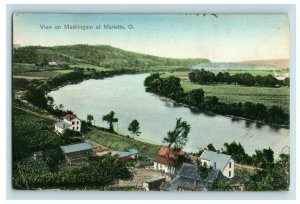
<box><xmin>12</xmin><ymin>103</ymin><xmax>132</xmax><ymax>190</ymax></box>
<box><xmin>13</xmin><ymin>99</ymin><xmax>289</xmax><ymax>191</ymax></box>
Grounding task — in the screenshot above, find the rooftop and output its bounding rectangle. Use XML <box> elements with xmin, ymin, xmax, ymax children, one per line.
<box><xmin>160</xmin><ymin>163</ymin><xmax>204</xmax><ymax>191</ymax></box>
<box><xmin>158</xmin><ymin>146</ymin><xmax>186</xmax><ymax>159</ymax></box>
<box><xmin>64</xmin><ymin>113</ymin><xmax>78</xmax><ymax>121</ymax></box>
<box><xmin>144</xmin><ymin>177</ymin><xmax>166</xmax><ymax>184</ymax></box>
<box><xmin>61</xmin><ymin>142</ymin><xmax>93</xmax><ymax>154</ymax></box>
<box><xmin>178</xmin><ymin>163</ymin><xmax>200</xmax><ymax>180</ymax></box>
<box><xmin>113</xmin><ymin>151</ymin><xmax>131</xmax><ymax>158</ymax></box>
<box><xmin>128</xmin><ymin>148</ymin><xmax>138</xmax><ymax>155</ymax></box>
<box><xmin>200</xmin><ymin>150</ymin><xmax>232</xmax><ymax>171</ymax></box>
<box><xmin>55</xmin><ymin>121</ymin><xmax>71</xmax><ymax>129</ymax></box>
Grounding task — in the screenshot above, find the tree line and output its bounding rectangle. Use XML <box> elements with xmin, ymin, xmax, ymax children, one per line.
<box><xmin>189</xmin><ymin>68</ymin><xmax>289</xmax><ymax>87</ymax></box>
<box><xmin>144</xmin><ymin>73</ymin><xmax>289</xmax><ymax>125</ymax></box>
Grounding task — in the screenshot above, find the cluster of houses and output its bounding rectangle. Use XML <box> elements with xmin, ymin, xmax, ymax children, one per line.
<box><xmin>34</xmin><ymin>113</ymin><xmax>139</xmax><ymax>164</ymax></box>
<box><xmin>33</xmin><ymin>113</ymin><xmax>241</xmax><ymax>191</ymax></box>
<box><xmin>146</xmin><ymin>146</ymin><xmax>241</xmax><ymax>191</ymax></box>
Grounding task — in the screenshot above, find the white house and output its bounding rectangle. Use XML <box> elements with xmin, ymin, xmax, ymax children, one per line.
<box><xmin>153</xmin><ymin>146</ymin><xmax>186</xmax><ymax>175</ymax></box>
<box><xmin>48</xmin><ymin>61</ymin><xmax>57</xmax><ymax>66</ymax></box>
<box><xmin>274</xmin><ymin>72</ymin><xmax>289</xmax><ymax>81</ymax></box>
<box><xmin>54</xmin><ymin>113</ymin><xmax>81</xmax><ymax>134</ymax></box>
<box><xmin>200</xmin><ymin>150</ymin><xmax>234</xmax><ymax>178</ymax></box>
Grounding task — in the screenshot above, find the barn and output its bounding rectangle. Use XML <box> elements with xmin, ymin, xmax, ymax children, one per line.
<box><xmin>60</xmin><ymin>142</ymin><xmax>93</xmax><ymax>164</ymax></box>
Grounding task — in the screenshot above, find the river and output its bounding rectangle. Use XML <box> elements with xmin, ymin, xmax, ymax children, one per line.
<box><xmin>49</xmin><ymin>73</ymin><xmax>289</xmax><ymax>156</ymax></box>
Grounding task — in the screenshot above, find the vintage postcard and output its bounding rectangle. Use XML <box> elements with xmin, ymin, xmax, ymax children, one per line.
<box><xmin>12</xmin><ymin>13</ymin><xmax>290</xmax><ymax>191</ymax></box>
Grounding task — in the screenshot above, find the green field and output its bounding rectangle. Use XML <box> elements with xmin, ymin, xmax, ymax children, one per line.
<box><xmin>161</xmin><ymin>71</ymin><xmax>290</xmax><ymax>113</ymax></box>
<box><xmin>13</xmin><ymin>70</ymin><xmax>74</xmax><ymax>79</ymax></box>
<box><xmin>69</xmin><ymin>63</ymin><xmax>109</xmax><ymax>71</ymax></box>
<box><xmin>86</xmin><ymin>128</ymin><xmax>161</xmax><ymax>161</ymax></box>
<box><xmin>182</xmin><ymin>81</ymin><xmax>289</xmax><ymax>113</ymax></box>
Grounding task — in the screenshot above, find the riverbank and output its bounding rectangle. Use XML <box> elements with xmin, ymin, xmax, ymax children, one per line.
<box><xmin>144</xmin><ymin>73</ymin><xmax>289</xmax><ymax>126</ymax></box>
<box><xmin>161</xmin><ymin>71</ymin><xmax>290</xmax><ymax>114</ymax></box>
<box><xmin>158</xmin><ymin>95</ymin><xmax>289</xmax><ymax>129</ymax></box>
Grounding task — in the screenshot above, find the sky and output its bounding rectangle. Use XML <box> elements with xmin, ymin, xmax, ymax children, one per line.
<box><xmin>13</xmin><ymin>13</ymin><xmax>290</xmax><ymax>62</ymax></box>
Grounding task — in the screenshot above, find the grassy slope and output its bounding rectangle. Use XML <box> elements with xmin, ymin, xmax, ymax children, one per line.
<box><xmin>161</xmin><ymin>71</ymin><xmax>290</xmax><ymax>113</ymax></box>
<box><xmin>86</xmin><ymin>128</ymin><xmax>161</xmax><ymax>161</ymax></box>
<box><xmin>13</xmin><ymin>101</ymin><xmax>161</xmax><ymax>161</ymax></box>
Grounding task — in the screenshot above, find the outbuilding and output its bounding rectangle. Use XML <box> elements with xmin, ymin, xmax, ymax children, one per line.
<box><xmin>60</xmin><ymin>142</ymin><xmax>93</xmax><ymax>164</ymax></box>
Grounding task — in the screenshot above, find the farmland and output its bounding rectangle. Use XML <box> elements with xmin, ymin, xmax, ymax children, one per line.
<box><xmin>161</xmin><ymin>71</ymin><xmax>290</xmax><ymax>113</ymax></box>
<box><xmin>13</xmin><ymin>70</ymin><xmax>73</xmax><ymax>79</ymax></box>
<box><xmin>86</xmin><ymin>128</ymin><xmax>161</xmax><ymax>161</ymax></box>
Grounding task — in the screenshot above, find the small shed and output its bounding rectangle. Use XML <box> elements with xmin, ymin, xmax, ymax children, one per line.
<box><xmin>112</xmin><ymin>148</ymin><xmax>139</xmax><ymax>161</ymax></box>
<box><xmin>128</xmin><ymin>148</ymin><xmax>139</xmax><ymax>159</ymax></box>
<box><xmin>33</xmin><ymin>151</ymin><xmax>44</xmax><ymax>161</ymax></box>
<box><xmin>142</xmin><ymin>177</ymin><xmax>166</xmax><ymax>191</ymax></box>
<box><xmin>113</xmin><ymin>151</ymin><xmax>132</xmax><ymax>161</ymax></box>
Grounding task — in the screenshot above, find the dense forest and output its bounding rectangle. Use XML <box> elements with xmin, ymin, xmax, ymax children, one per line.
<box><xmin>144</xmin><ymin>73</ymin><xmax>289</xmax><ymax>125</ymax></box>
<box><xmin>13</xmin><ymin>45</ymin><xmax>209</xmax><ymax>69</ymax></box>
<box><xmin>189</xmin><ymin>69</ymin><xmax>289</xmax><ymax>87</ymax></box>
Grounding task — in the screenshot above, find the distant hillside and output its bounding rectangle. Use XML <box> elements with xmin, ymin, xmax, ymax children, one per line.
<box><xmin>236</xmin><ymin>59</ymin><xmax>289</xmax><ymax>68</ymax></box>
<box><xmin>13</xmin><ymin>45</ymin><xmax>209</xmax><ymax>69</ymax></box>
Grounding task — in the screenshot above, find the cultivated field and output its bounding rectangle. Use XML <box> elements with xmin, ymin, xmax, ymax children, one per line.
<box><xmin>86</xmin><ymin>129</ymin><xmax>161</xmax><ymax>161</ymax></box>
<box><xmin>13</xmin><ymin>70</ymin><xmax>73</xmax><ymax>79</ymax></box>
<box><xmin>161</xmin><ymin>71</ymin><xmax>290</xmax><ymax>113</ymax></box>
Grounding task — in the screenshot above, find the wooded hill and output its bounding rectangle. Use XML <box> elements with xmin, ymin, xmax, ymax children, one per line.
<box><xmin>13</xmin><ymin>45</ymin><xmax>209</xmax><ymax>69</ymax></box>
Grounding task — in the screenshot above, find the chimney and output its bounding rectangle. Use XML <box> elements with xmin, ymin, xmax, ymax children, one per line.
<box><xmin>213</xmin><ymin>162</ymin><xmax>217</xmax><ymax>169</ymax></box>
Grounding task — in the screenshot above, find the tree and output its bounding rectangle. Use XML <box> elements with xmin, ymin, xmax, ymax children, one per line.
<box><xmin>222</xmin><ymin>142</ymin><xmax>252</xmax><ymax>165</ymax></box>
<box><xmin>207</xmin><ymin>143</ymin><xmax>217</xmax><ymax>152</ymax></box>
<box><xmin>46</xmin><ymin>95</ymin><xmax>54</xmax><ymax>108</ymax></box>
<box><xmin>87</xmin><ymin>114</ymin><xmax>94</xmax><ymax>125</ymax></box>
<box><xmin>44</xmin><ymin>147</ymin><xmax>64</xmax><ymax>172</ymax></box>
<box><xmin>25</xmin><ymin>86</ymin><xmax>48</xmax><ymax>109</ymax></box>
<box><xmin>102</xmin><ymin>111</ymin><xmax>118</xmax><ymax>132</ymax></box>
<box><xmin>252</xmin><ymin>147</ymin><xmax>274</xmax><ymax>168</ymax></box>
<box><xmin>128</xmin><ymin>119</ymin><xmax>141</xmax><ymax>138</ymax></box>
<box><xmin>163</xmin><ymin>118</ymin><xmax>191</xmax><ymax>149</ymax></box>
<box><xmin>184</xmin><ymin>89</ymin><xmax>205</xmax><ymax>107</ymax></box>
<box><xmin>59</xmin><ymin>104</ymin><xmax>64</xmax><ymax>110</ymax></box>
<box><xmin>246</xmin><ymin>154</ymin><xmax>289</xmax><ymax>191</ymax></box>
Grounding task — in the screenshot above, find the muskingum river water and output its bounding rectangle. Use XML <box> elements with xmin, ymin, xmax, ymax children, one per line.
<box><xmin>49</xmin><ymin>73</ymin><xmax>289</xmax><ymax>156</ymax></box>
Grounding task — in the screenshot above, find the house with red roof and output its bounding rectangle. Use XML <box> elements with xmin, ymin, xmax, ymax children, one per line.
<box><xmin>153</xmin><ymin>146</ymin><xmax>186</xmax><ymax>175</ymax></box>
<box><xmin>54</xmin><ymin>113</ymin><xmax>81</xmax><ymax>134</ymax></box>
